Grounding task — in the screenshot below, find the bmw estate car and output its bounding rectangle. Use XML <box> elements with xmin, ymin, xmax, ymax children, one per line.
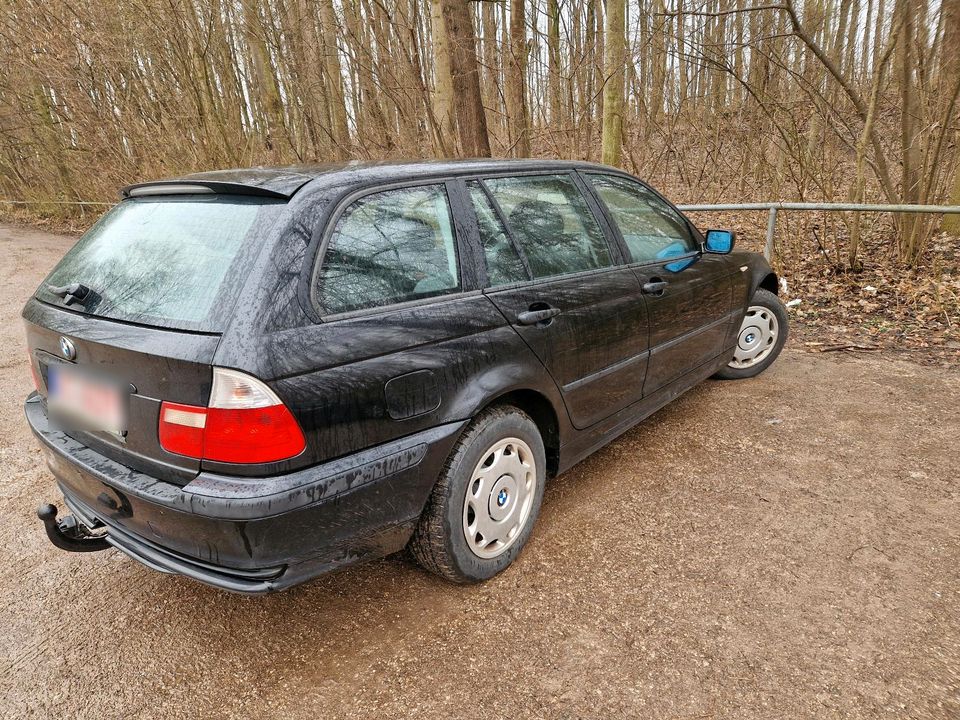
<box><xmin>25</xmin><ymin>160</ymin><xmax>787</xmax><ymax>592</ymax></box>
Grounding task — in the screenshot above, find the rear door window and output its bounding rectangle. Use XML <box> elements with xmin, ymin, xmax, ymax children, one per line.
<box><xmin>587</xmin><ymin>174</ymin><xmax>698</xmax><ymax>264</ymax></box>
<box><xmin>483</xmin><ymin>174</ymin><xmax>611</xmax><ymax>279</ymax></box>
<box><xmin>37</xmin><ymin>196</ymin><xmax>283</xmax><ymax>330</ymax></box>
<box><xmin>465</xmin><ymin>181</ymin><xmax>528</xmax><ymax>287</ymax></box>
<box><xmin>315</xmin><ymin>184</ymin><xmax>460</xmax><ymax>315</ymax></box>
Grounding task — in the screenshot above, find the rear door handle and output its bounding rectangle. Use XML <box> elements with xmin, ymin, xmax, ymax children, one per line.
<box><xmin>642</xmin><ymin>280</ymin><xmax>668</xmax><ymax>296</ymax></box>
<box><xmin>517</xmin><ymin>306</ymin><xmax>561</xmax><ymax>326</ymax></box>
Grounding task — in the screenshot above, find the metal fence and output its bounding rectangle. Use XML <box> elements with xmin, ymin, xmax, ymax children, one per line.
<box><xmin>677</xmin><ymin>202</ymin><xmax>960</xmax><ymax>261</ymax></box>
<box><xmin>3</xmin><ymin>199</ymin><xmax>960</xmax><ymax>263</ymax></box>
<box><xmin>0</xmin><ymin>200</ymin><xmax>112</xmax><ymax>206</ymax></box>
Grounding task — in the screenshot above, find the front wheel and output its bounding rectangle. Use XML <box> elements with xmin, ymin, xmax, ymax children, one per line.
<box><xmin>714</xmin><ymin>288</ymin><xmax>789</xmax><ymax>380</ymax></box>
<box><xmin>409</xmin><ymin>406</ymin><xmax>546</xmax><ymax>583</ymax></box>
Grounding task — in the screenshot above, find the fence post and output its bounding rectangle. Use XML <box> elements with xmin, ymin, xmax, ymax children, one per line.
<box><xmin>764</xmin><ymin>206</ymin><xmax>778</xmax><ymax>262</ymax></box>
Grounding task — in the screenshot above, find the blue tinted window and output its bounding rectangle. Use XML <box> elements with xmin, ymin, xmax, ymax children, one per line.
<box><xmin>589</xmin><ymin>174</ymin><xmax>696</xmax><ymax>263</ymax></box>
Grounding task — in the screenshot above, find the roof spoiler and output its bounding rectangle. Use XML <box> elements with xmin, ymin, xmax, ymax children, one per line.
<box><xmin>120</xmin><ymin>180</ymin><xmax>291</xmax><ymax>200</ymax></box>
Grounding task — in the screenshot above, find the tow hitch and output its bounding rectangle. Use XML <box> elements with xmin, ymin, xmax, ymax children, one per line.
<box><xmin>37</xmin><ymin>503</ymin><xmax>110</xmax><ymax>552</ymax></box>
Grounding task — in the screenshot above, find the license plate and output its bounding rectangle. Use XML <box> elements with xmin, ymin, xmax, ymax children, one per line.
<box><xmin>47</xmin><ymin>364</ymin><xmax>127</xmax><ymax>435</ymax></box>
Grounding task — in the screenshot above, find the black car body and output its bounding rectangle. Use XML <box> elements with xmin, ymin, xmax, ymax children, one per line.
<box><xmin>24</xmin><ymin>160</ymin><xmax>781</xmax><ymax>592</ymax></box>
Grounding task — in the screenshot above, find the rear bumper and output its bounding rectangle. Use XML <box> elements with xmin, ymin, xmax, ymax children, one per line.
<box><xmin>25</xmin><ymin>394</ymin><xmax>465</xmax><ymax>593</ymax></box>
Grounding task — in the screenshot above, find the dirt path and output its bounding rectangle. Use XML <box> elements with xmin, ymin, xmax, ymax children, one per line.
<box><xmin>0</xmin><ymin>224</ymin><xmax>957</xmax><ymax>719</ymax></box>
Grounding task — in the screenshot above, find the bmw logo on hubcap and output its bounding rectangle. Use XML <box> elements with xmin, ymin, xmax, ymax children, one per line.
<box><xmin>497</xmin><ymin>489</ymin><xmax>508</xmax><ymax>507</ymax></box>
<box><xmin>59</xmin><ymin>336</ymin><xmax>76</xmax><ymax>361</ymax></box>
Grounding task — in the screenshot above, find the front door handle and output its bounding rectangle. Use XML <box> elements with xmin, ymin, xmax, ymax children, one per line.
<box><xmin>517</xmin><ymin>305</ymin><xmax>561</xmax><ymax>326</ymax></box>
<box><xmin>642</xmin><ymin>279</ymin><xmax>668</xmax><ymax>296</ymax></box>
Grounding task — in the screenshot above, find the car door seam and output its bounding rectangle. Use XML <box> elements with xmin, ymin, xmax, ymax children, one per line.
<box><xmin>561</xmin><ymin>348</ymin><xmax>651</xmax><ymax>393</ymax></box>
<box><xmin>648</xmin><ymin>309</ymin><xmax>742</xmax><ymax>357</ymax></box>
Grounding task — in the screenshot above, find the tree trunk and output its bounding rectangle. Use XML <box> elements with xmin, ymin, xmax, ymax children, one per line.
<box><xmin>318</xmin><ymin>0</ymin><xmax>350</xmax><ymax>155</ymax></box>
<box><xmin>941</xmin><ymin>0</ymin><xmax>960</xmax><ymax>233</ymax></box>
<box><xmin>601</xmin><ymin>0</ymin><xmax>625</xmax><ymax>165</ymax></box>
<box><xmin>506</xmin><ymin>0</ymin><xmax>530</xmax><ymax>156</ymax></box>
<box><xmin>242</xmin><ymin>0</ymin><xmax>285</xmax><ymax>153</ymax></box>
<box><xmin>439</xmin><ymin>0</ymin><xmax>491</xmax><ymax>157</ymax></box>
<box><xmin>648</xmin><ymin>0</ymin><xmax>667</xmax><ymax>136</ymax></box>
<box><xmin>430</xmin><ymin>0</ymin><xmax>457</xmax><ymax>148</ymax></box>
<box><xmin>547</xmin><ymin>0</ymin><xmax>562</xmax><ymax>126</ymax></box>
<box><xmin>896</xmin><ymin>0</ymin><xmax>922</xmax><ymax>261</ymax></box>
<box><xmin>480</xmin><ymin>1</ymin><xmax>502</xmax><ymax>146</ymax></box>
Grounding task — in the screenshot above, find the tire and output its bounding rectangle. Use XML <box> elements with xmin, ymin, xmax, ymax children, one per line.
<box><xmin>714</xmin><ymin>288</ymin><xmax>789</xmax><ymax>380</ymax></box>
<box><xmin>410</xmin><ymin>405</ymin><xmax>546</xmax><ymax>583</ymax></box>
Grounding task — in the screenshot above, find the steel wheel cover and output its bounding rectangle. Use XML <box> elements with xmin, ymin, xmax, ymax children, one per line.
<box><xmin>462</xmin><ymin>437</ymin><xmax>537</xmax><ymax>559</ymax></box>
<box><xmin>729</xmin><ymin>305</ymin><xmax>779</xmax><ymax>368</ymax></box>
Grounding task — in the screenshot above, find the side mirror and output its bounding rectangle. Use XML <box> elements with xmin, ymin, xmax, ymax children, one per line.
<box><xmin>704</xmin><ymin>229</ymin><xmax>735</xmax><ymax>254</ymax></box>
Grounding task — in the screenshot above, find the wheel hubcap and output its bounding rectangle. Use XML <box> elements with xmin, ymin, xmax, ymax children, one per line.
<box><xmin>462</xmin><ymin>437</ymin><xmax>537</xmax><ymax>559</ymax></box>
<box><xmin>730</xmin><ymin>305</ymin><xmax>779</xmax><ymax>369</ymax></box>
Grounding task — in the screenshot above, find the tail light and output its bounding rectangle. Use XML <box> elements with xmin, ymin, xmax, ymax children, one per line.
<box><xmin>159</xmin><ymin>368</ymin><xmax>305</xmax><ymax>464</ymax></box>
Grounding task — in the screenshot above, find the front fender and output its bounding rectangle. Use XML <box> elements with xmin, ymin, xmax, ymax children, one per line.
<box><xmin>728</xmin><ymin>251</ymin><xmax>778</xmax><ymax>308</ymax></box>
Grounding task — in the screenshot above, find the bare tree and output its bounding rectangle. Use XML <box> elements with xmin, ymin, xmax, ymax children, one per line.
<box><xmin>942</xmin><ymin>0</ymin><xmax>960</xmax><ymax>233</ymax></box>
<box><xmin>438</xmin><ymin>0</ymin><xmax>491</xmax><ymax>156</ymax></box>
<box><xmin>601</xmin><ymin>0</ymin><xmax>625</xmax><ymax>165</ymax></box>
<box><xmin>506</xmin><ymin>0</ymin><xmax>530</xmax><ymax>156</ymax></box>
<box><xmin>0</xmin><ymin>0</ymin><xmax>958</xmax><ymax>272</ymax></box>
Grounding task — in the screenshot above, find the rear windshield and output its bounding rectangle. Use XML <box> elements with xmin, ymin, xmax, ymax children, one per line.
<box><xmin>38</xmin><ymin>196</ymin><xmax>284</xmax><ymax>331</ymax></box>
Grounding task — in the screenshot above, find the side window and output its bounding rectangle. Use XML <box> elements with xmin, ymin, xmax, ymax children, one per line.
<box><xmin>588</xmin><ymin>174</ymin><xmax>697</xmax><ymax>264</ymax></box>
<box><xmin>466</xmin><ymin>181</ymin><xmax>528</xmax><ymax>287</ymax></box>
<box><xmin>316</xmin><ymin>185</ymin><xmax>459</xmax><ymax>314</ymax></box>
<box><xmin>483</xmin><ymin>174</ymin><xmax>611</xmax><ymax>279</ymax></box>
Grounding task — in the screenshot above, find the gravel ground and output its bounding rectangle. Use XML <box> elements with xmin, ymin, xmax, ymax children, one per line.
<box><xmin>0</xmin><ymin>223</ymin><xmax>957</xmax><ymax>719</ymax></box>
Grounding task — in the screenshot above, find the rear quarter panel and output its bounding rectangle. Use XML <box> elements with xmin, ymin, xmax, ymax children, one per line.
<box><xmin>216</xmin><ymin>294</ymin><xmax>567</xmax><ymax>472</ymax></box>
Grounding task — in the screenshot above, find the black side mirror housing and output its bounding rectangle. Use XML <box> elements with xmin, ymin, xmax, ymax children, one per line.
<box><xmin>704</xmin><ymin>229</ymin><xmax>735</xmax><ymax>254</ymax></box>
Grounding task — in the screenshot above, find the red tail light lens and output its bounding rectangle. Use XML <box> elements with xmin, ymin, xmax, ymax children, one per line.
<box><xmin>158</xmin><ymin>368</ymin><xmax>305</xmax><ymax>464</ymax></box>
<box><xmin>203</xmin><ymin>405</ymin><xmax>306</xmax><ymax>463</ymax></box>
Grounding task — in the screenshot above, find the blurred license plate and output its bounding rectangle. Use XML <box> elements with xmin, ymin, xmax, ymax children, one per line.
<box><xmin>47</xmin><ymin>364</ymin><xmax>126</xmax><ymax>434</ymax></box>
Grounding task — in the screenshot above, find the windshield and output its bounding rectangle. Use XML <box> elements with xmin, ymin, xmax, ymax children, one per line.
<box><xmin>38</xmin><ymin>196</ymin><xmax>284</xmax><ymax>330</ymax></box>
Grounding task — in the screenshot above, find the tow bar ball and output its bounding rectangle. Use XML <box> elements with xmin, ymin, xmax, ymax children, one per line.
<box><xmin>37</xmin><ymin>503</ymin><xmax>110</xmax><ymax>552</ymax></box>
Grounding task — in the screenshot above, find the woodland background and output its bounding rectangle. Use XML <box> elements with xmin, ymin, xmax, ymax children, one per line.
<box><xmin>1</xmin><ymin>0</ymin><xmax>959</xmax><ymax>357</ymax></box>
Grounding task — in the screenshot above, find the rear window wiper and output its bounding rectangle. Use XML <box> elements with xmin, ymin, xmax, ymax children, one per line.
<box><xmin>47</xmin><ymin>282</ymin><xmax>99</xmax><ymax>307</ymax></box>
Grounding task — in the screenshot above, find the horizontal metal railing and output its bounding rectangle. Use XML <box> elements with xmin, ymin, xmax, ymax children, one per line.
<box><xmin>3</xmin><ymin>199</ymin><xmax>959</xmax><ymax>263</ymax></box>
<box><xmin>0</xmin><ymin>200</ymin><xmax>112</xmax><ymax>206</ymax></box>
<box><xmin>677</xmin><ymin>202</ymin><xmax>960</xmax><ymax>261</ymax></box>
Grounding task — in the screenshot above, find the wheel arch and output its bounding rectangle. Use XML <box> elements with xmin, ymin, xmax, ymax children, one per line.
<box><xmin>757</xmin><ymin>271</ymin><xmax>779</xmax><ymax>295</ymax></box>
<box><xmin>481</xmin><ymin>389</ymin><xmax>561</xmax><ymax>478</ymax></box>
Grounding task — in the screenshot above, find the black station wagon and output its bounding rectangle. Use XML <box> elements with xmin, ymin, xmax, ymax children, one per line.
<box><xmin>25</xmin><ymin>160</ymin><xmax>788</xmax><ymax>592</ymax></box>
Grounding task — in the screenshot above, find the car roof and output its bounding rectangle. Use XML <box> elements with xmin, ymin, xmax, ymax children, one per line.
<box><xmin>120</xmin><ymin>159</ymin><xmax>620</xmax><ymax>200</ymax></box>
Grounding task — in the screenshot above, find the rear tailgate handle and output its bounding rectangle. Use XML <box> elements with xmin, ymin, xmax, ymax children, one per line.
<box><xmin>517</xmin><ymin>306</ymin><xmax>561</xmax><ymax>326</ymax></box>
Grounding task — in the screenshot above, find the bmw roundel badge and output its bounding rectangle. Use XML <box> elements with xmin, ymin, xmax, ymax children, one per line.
<box><xmin>59</xmin><ymin>336</ymin><xmax>76</xmax><ymax>361</ymax></box>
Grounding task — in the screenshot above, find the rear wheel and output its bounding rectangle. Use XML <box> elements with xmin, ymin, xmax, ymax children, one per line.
<box><xmin>410</xmin><ymin>406</ymin><xmax>545</xmax><ymax>583</ymax></box>
<box><xmin>714</xmin><ymin>288</ymin><xmax>789</xmax><ymax>380</ymax></box>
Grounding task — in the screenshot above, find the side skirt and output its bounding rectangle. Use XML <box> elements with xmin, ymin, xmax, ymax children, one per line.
<box><xmin>555</xmin><ymin>348</ymin><xmax>734</xmax><ymax>474</ymax></box>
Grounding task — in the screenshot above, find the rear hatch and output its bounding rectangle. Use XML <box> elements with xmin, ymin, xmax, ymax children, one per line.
<box><xmin>24</xmin><ymin>193</ymin><xmax>287</xmax><ymax>485</ymax></box>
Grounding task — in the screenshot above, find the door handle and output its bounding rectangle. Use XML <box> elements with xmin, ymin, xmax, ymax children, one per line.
<box><xmin>517</xmin><ymin>305</ymin><xmax>561</xmax><ymax>326</ymax></box>
<box><xmin>642</xmin><ymin>279</ymin><xmax>668</xmax><ymax>296</ymax></box>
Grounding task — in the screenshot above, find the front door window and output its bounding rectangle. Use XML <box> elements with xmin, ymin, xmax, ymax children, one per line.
<box><xmin>482</xmin><ymin>174</ymin><xmax>611</xmax><ymax>278</ymax></box>
<box><xmin>588</xmin><ymin>174</ymin><xmax>697</xmax><ymax>266</ymax></box>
